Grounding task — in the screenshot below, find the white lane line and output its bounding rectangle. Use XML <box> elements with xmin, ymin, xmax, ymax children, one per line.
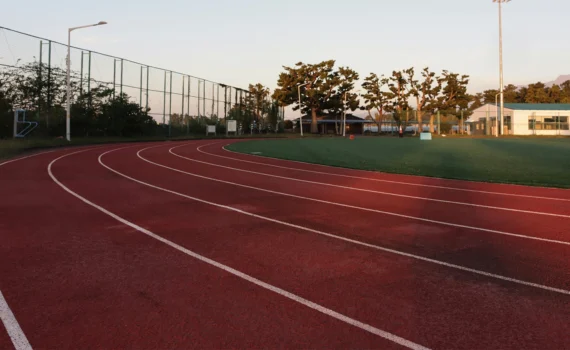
<box><xmin>163</xmin><ymin>146</ymin><xmax>570</xmax><ymax>246</ymax></box>
<box><xmin>47</xmin><ymin>149</ymin><xmax>430</xmax><ymax>350</ymax></box>
<box><xmin>196</xmin><ymin>145</ymin><xmax>570</xmax><ymax>219</ymax></box>
<box><xmin>133</xmin><ymin>145</ymin><xmax>570</xmax><ymax>295</ymax></box>
<box><xmin>0</xmin><ymin>290</ymin><xmax>32</xmax><ymax>350</ymax></box>
<box><xmin>216</xmin><ymin>144</ymin><xmax>570</xmax><ymax>202</ymax></box>
<box><xmin>0</xmin><ymin>150</ymin><xmax>56</xmax><ymax>168</ymax></box>
<box><xmin>194</xmin><ymin>144</ymin><xmax>570</xmax><ymax>219</ymax></box>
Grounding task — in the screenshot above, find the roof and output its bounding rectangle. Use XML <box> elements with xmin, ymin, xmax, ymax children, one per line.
<box><xmin>295</xmin><ymin>113</ymin><xmax>373</xmax><ymax>124</ymax></box>
<box><xmin>503</xmin><ymin>103</ymin><xmax>570</xmax><ymax>111</ymax></box>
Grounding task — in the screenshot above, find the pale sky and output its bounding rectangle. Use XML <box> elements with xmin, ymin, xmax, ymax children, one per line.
<box><xmin>1</xmin><ymin>0</ymin><xmax>569</xmax><ymax>118</ymax></box>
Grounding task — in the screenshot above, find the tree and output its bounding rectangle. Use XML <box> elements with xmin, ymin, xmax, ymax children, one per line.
<box><xmin>504</xmin><ymin>84</ymin><xmax>518</xmax><ymax>103</ymax></box>
<box><xmin>561</xmin><ymin>80</ymin><xmax>570</xmax><ymax>103</ymax></box>
<box><xmin>328</xmin><ymin>67</ymin><xmax>360</xmax><ymax>134</ymax></box>
<box><xmin>482</xmin><ymin>89</ymin><xmax>500</xmax><ymax>104</ymax></box>
<box><xmin>408</xmin><ymin>67</ymin><xmax>441</xmax><ymax>133</ymax></box>
<box><xmin>272</xmin><ymin>60</ymin><xmax>359</xmax><ymax>133</ymax></box>
<box><xmin>525</xmin><ymin>82</ymin><xmax>549</xmax><ymax>103</ymax></box>
<box><xmin>388</xmin><ymin>69</ymin><xmax>412</xmax><ymax>127</ymax></box>
<box><xmin>547</xmin><ymin>84</ymin><xmax>562</xmax><ymax>103</ymax></box>
<box><xmin>437</xmin><ymin>71</ymin><xmax>470</xmax><ymax>133</ymax></box>
<box><xmin>247</xmin><ymin>83</ymin><xmax>270</xmax><ymax>122</ymax></box>
<box><xmin>361</xmin><ymin>73</ymin><xmax>393</xmax><ymax>133</ymax></box>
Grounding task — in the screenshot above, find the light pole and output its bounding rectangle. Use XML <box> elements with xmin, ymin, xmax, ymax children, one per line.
<box><xmin>66</xmin><ymin>21</ymin><xmax>107</xmax><ymax>141</ymax></box>
<box><xmin>495</xmin><ymin>93</ymin><xmax>500</xmax><ymax>137</ymax></box>
<box><xmin>297</xmin><ymin>82</ymin><xmax>309</xmax><ymax>137</ymax></box>
<box><xmin>494</xmin><ymin>0</ymin><xmax>510</xmax><ymax>136</ymax></box>
<box><xmin>343</xmin><ymin>92</ymin><xmax>348</xmax><ymax>137</ymax></box>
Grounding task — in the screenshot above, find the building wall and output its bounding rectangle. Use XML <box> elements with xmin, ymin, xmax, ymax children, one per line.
<box><xmin>512</xmin><ymin>110</ymin><xmax>570</xmax><ymax>136</ymax></box>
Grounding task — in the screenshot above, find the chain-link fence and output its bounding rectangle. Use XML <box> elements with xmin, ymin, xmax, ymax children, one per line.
<box><xmin>1</xmin><ymin>26</ymin><xmax>283</xmax><ymax>139</ymax></box>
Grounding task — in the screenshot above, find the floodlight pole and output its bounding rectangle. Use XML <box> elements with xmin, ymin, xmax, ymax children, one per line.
<box><xmin>343</xmin><ymin>92</ymin><xmax>348</xmax><ymax>137</ymax></box>
<box><xmin>494</xmin><ymin>0</ymin><xmax>510</xmax><ymax>136</ymax></box>
<box><xmin>66</xmin><ymin>21</ymin><xmax>107</xmax><ymax>141</ymax></box>
<box><xmin>297</xmin><ymin>83</ymin><xmax>309</xmax><ymax>137</ymax></box>
<box><xmin>495</xmin><ymin>93</ymin><xmax>500</xmax><ymax>137</ymax></box>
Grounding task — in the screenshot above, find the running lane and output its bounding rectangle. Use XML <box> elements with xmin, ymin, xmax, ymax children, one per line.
<box><xmin>169</xmin><ymin>142</ymin><xmax>570</xmax><ymax>243</ymax></box>
<box><xmin>218</xmin><ymin>140</ymin><xmax>570</xmax><ymax>200</ymax></box>
<box><xmin>1</xmin><ymin>143</ymin><xmax>397</xmax><ymax>349</ymax></box>
<box><xmin>136</xmin><ymin>143</ymin><xmax>570</xmax><ymax>292</ymax></box>
<box><xmin>198</xmin><ymin>142</ymin><xmax>570</xmax><ymax>215</ymax></box>
<box><xmin>91</xmin><ymin>144</ymin><xmax>570</xmax><ymax>349</ymax></box>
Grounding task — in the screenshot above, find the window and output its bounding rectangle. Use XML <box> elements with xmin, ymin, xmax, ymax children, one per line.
<box><xmin>529</xmin><ymin>116</ymin><xmax>569</xmax><ymax>130</ymax></box>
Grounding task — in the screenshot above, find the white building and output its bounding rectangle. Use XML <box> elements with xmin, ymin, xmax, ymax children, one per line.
<box><xmin>470</xmin><ymin>103</ymin><xmax>570</xmax><ymax>136</ymax></box>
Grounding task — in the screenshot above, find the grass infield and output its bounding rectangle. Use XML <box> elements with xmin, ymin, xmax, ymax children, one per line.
<box><xmin>227</xmin><ymin>136</ymin><xmax>570</xmax><ymax>188</ymax></box>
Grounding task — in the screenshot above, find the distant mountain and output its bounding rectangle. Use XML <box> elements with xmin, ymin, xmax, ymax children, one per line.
<box><xmin>516</xmin><ymin>75</ymin><xmax>570</xmax><ymax>89</ymax></box>
<box><xmin>545</xmin><ymin>75</ymin><xmax>570</xmax><ymax>87</ymax></box>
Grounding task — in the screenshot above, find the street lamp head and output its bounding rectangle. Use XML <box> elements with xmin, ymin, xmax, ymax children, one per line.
<box><xmin>97</xmin><ymin>21</ymin><xmax>108</xmax><ymax>25</ymax></box>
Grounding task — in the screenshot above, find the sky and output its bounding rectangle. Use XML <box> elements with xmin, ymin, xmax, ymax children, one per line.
<box><xmin>1</xmin><ymin>0</ymin><xmax>569</xmax><ymax>117</ymax></box>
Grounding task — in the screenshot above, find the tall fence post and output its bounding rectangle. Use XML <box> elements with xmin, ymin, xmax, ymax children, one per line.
<box><xmin>169</xmin><ymin>71</ymin><xmax>172</xmax><ymax>137</ymax></box>
<box><xmin>38</xmin><ymin>41</ymin><xmax>43</xmax><ymax>121</ymax></box>
<box><xmin>187</xmin><ymin>76</ymin><xmax>191</xmax><ymax>134</ymax></box>
<box><xmin>216</xmin><ymin>84</ymin><xmax>220</xmax><ymax>118</ymax></box>
<box><xmin>187</xmin><ymin>76</ymin><xmax>191</xmax><ymax>116</ymax></box>
<box><xmin>113</xmin><ymin>59</ymin><xmax>117</xmax><ymax>98</ymax></box>
<box><xmin>461</xmin><ymin>110</ymin><xmax>464</xmax><ymax>135</ymax></box>
<box><xmin>197</xmin><ymin>80</ymin><xmax>201</xmax><ymax>119</ymax></box>
<box><xmin>80</xmin><ymin>52</ymin><xmax>84</xmax><ymax>96</ymax></box>
<box><xmin>181</xmin><ymin>75</ymin><xmax>185</xmax><ymax>125</ymax></box>
<box><xmin>13</xmin><ymin>110</ymin><xmax>18</xmax><ymax>139</ymax></box>
<box><xmin>145</xmin><ymin>66</ymin><xmax>149</xmax><ymax>111</ymax></box>
<box><xmin>120</xmin><ymin>58</ymin><xmax>124</xmax><ymax>96</ymax></box>
<box><xmin>46</xmin><ymin>40</ymin><xmax>52</xmax><ymax>129</ymax></box>
<box><xmin>140</xmin><ymin>66</ymin><xmax>143</xmax><ymax>106</ymax></box>
<box><xmin>163</xmin><ymin>70</ymin><xmax>167</xmax><ymax>125</ymax></box>
<box><xmin>203</xmin><ymin>80</ymin><xmax>206</xmax><ymax>117</ymax></box>
<box><xmin>87</xmin><ymin>51</ymin><xmax>92</xmax><ymax>107</ymax></box>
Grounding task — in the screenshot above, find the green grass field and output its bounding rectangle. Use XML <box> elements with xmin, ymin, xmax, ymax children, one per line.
<box><xmin>227</xmin><ymin>137</ymin><xmax>570</xmax><ymax>188</ymax></box>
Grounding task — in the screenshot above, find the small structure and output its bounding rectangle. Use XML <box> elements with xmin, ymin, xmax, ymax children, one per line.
<box><xmin>294</xmin><ymin>113</ymin><xmax>376</xmax><ymax>135</ymax></box>
<box><xmin>470</xmin><ymin>103</ymin><xmax>570</xmax><ymax>136</ymax></box>
<box><xmin>13</xmin><ymin>109</ymin><xmax>38</xmax><ymax>138</ymax></box>
<box><xmin>206</xmin><ymin>124</ymin><xmax>216</xmax><ymax>136</ymax></box>
<box><xmin>226</xmin><ymin>120</ymin><xmax>237</xmax><ymax>136</ymax></box>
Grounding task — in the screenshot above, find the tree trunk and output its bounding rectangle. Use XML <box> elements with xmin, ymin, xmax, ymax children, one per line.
<box><xmin>311</xmin><ymin>108</ymin><xmax>318</xmax><ymax>133</ymax></box>
<box><xmin>417</xmin><ymin>109</ymin><xmax>422</xmax><ymax>133</ymax></box>
<box><xmin>429</xmin><ymin>114</ymin><xmax>434</xmax><ymax>133</ymax></box>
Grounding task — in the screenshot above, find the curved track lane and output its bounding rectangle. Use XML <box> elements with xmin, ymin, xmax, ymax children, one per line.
<box><xmin>1</xmin><ymin>140</ymin><xmax>569</xmax><ymax>349</ymax></box>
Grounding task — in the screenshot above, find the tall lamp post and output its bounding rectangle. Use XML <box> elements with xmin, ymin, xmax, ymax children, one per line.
<box><xmin>297</xmin><ymin>82</ymin><xmax>309</xmax><ymax>137</ymax></box>
<box><xmin>66</xmin><ymin>21</ymin><xmax>107</xmax><ymax>141</ymax></box>
<box><xmin>495</xmin><ymin>93</ymin><xmax>500</xmax><ymax>137</ymax></box>
<box><xmin>494</xmin><ymin>0</ymin><xmax>510</xmax><ymax>136</ymax></box>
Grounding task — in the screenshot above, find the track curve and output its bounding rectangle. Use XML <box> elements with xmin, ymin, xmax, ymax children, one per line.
<box><xmin>1</xmin><ymin>140</ymin><xmax>569</xmax><ymax>349</ymax></box>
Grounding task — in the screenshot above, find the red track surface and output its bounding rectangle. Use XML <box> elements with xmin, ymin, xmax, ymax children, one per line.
<box><xmin>1</xmin><ymin>140</ymin><xmax>569</xmax><ymax>349</ymax></box>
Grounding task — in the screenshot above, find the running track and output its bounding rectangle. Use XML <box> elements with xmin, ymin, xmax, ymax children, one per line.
<box><xmin>1</xmin><ymin>140</ymin><xmax>569</xmax><ymax>349</ymax></box>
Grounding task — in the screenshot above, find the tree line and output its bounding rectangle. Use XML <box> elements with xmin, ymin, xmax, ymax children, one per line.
<box><xmin>475</xmin><ymin>82</ymin><xmax>570</xmax><ymax>106</ymax></box>
<box><xmin>3</xmin><ymin>59</ymin><xmax>569</xmax><ymax>138</ymax></box>
<box><xmin>271</xmin><ymin>60</ymin><xmax>570</xmax><ymax>133</ymax></box>
<box><xmin>0</xmin><ymin>62</ymin><xmax>279</xmax><ymax>139</ymax></box>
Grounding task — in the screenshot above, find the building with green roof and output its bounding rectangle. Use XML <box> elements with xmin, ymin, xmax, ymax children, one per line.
<box><xmin>470</xmin><ymin>103</ymin><xmax>570</xmax><ymax>136</ymax></box>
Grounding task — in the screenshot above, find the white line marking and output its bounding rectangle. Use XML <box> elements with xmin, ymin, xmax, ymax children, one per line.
<box><xmin>0</xmin><ymin>290</ymin><xmax>32</xmax><ymax>350</ymax></box>
<box><xmin>47</xmin><ymin>149</ymin><xmax>430</xmax><ymax>350</ymax></box>
<box><xmin>0</xmin><ymin>150</ymin><xmax>56</xmax><ymax>168</ymax></box>
<box><xmin>194</xmin><ymin>145</ymin><xmax>570</xmax><ymax>219</ymax></box>
<box><xmin>159</xmin><ymin>145</ymin><xmax>570</xmax><ymax>246</ymax></box>
<box><xmin>123</xmin><ymin>145</ymin><xmax>570</xmax><ymax>295</ymax></box>
<box><xmin>217</xmin><ymin>144</ymin><xmax>570</xmax><ymax>202</ymax></box>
